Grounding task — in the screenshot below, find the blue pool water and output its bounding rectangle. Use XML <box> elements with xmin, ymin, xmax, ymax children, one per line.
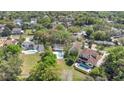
<box><xmin>79</xmin><ymin>63</ymin><xmax>91</xmax><ymax>70</ymax></box>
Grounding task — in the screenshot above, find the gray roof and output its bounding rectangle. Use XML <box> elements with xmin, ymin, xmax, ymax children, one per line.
<box><xmin>12</xmin><ymin>28</ymin><xmax>24</xmax><ymax>34</ymax></box>
<box><xmin>34</xmin><ymin>44</ymin><xmax>44</xmax><ymax>52</ymax></box>
<box><xmin>22</xmin><ymin>41</ymin><xmax>44</xmax><ymax>52</ymax></box>
<box><xmin>94</xmin><ymin>41</ymin><xmax>115</xmax><ymax>46</ymax></box>
<box><xmin>30</xmin><ymin>18</ymin><xmax>37</xmax><ymax>24</ymax></box>
<box><xmin>81</xmin><ymin>31</ymin><xmax>87</xmax><ymax>36</ymax></box>
<box><xmin>22</xmin><ymin>41</ymin><xmax>34</xmax><ymax>50</ymax></box>
<box><xmin>0</xmin><ymin>24</ymin><xmax>5</xmax><ymax>31</ymax></box>
<box><xmin>52</xmin><ymin>44</ymin><xmax>64</xmax><ymax>51</ymax></box>
<box><xmin>14</xmin><ymin>18</ymin><xmax>23</xmax><ymax>23</ymax></box>
<box><xmin>0</xmin><ymin>24</ymin><xmax>5</xmax><ymax>28</ymax></box>
<box><xmin>0</xmin><ymin>24</ymin><xmax>6</xmax><ymax>33</ymax></box>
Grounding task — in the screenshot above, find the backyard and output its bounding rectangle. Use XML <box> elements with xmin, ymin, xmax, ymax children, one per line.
<box><xmin>11</xmin><ymin>29</ymin><xmax>33</xmax><ymax>39</ymax></box>
<box><xmin>19</xmin><ymin>53</ymin><xmax>41</xmax><ymax>78</ymax></box>
<box><xmin>19</xmin><ymin>53</ymin><xmax>90</xmax><ymax>80</ymax></box>
<box><xmin>55</xmin><ymin>60</ymin><xmax>91</xmax><ymax>81</ymax></box>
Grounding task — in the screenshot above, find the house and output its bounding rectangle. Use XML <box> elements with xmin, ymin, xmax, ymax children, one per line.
<box><xmin>81</xmin><ymin>30</ymin><xmax>87</xmax><ymax>37</ymax></box>
<box><xmin>0</xmin><ymin>38</ymin><xmax>18</xmax><ymax>47</ymax></box>
<box><xmin>34</xmin><ymin>44</ymin><xmax>44</xmax><ymax>52</ymax></box>
<box><xmin>74</xmin><ymin>48</ymin><xmax>104</xmax><ymax>73</ymax></box>
<box><xmin>78</xmin><ymin>48</ymin><xmax>103</xmax><ymax>67</ymax></box>
<box><xmin>14</xmin><ymin>18</ymin><xmax>23</xmax><ymax>26</ymax></box>
<box><xmin>30</xmin><ymin>18</ymin><xmax>37</xmax><ymax>25</ymax></box>
<box><xmin>52</xmin><ymin>44</ymin><xmax>64</xmax><ymax>51</ymax></box>
<box><xmin>4</xmin><ymin>38</ymin><xmax>18</xmax><ymax>46</ymax></box>
<box><xmin>22</xmin><ymin>41</ymin><xmax>34</xmax><ymax>50</ymax></box>
<box><xmin>111</xmin><ymin>27</ymin><xmax>124</xmax><ymax>38</ymax></box>
<box><xmin>22</xmin><ymin>41</ymin><xmax>44</xmax><ymax>52</ymax></box>
<box><xmin>12</xmin><ymin>28</ymin><xmax>24</xmax><ymax>35</ymax></box>
<box><xmin>52</xmin><ymin>44</ymin><xmax>64</xmax><ymax>59</ymax></box>
<box><xmin>0</xmin><ymin>24</ymin><xmax>6</xmax><ymax>33</ymax></box>
<box><xmin>94</xmin><ymin>40</ymin><xmax>115</xmax><ymax>46</ymax></box>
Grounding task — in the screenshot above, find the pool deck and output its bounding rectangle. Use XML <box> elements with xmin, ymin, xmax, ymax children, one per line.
<box><xmin>74</xmin><ymin>63</ymin><xmax>91</xmax><ymax>73</ymax></box>
<box><xmin>22</xmin><ymin>50</ymin><xmax>38</xmax><ymax>54</ymax></box>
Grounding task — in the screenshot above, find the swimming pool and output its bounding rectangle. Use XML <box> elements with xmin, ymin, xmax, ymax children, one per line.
<box><xmin>22</xmin><ymin>50</ymin><xmax>38</xmax><ymax>54</ymax></box>
<box><xmin>53</xmin><ymin>51</ymin><xmax>64</xmax><ymax>59</ymax></box>
<box><xmin>79</xmin><ymin>63</ymin><xmax>91</xmax><ymax>69</ymax></box>
<box><xmin>74</xmin><ymin>63</ymin><xmax>91</xmax><ymax>73</ymax></box>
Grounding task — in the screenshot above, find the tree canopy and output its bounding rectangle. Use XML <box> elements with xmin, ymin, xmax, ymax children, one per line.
<box><xmin>6</xmin><ymin>45</ymin><xmax>21</xmax><ymax>55</ymax></box>
<box><xmin>103</xmin><ymin>46</ymin><xmax>124</xmax><ymax>80</ymax></box>
<box><xmin>92</xmin><ymin>31</ymin><xmax>109</xmax><ymax>40</ymax></box>
<box><xmin>27</xmin><ymin>49</ymin><xmax>59</xmax><ymax>81</ymax></box>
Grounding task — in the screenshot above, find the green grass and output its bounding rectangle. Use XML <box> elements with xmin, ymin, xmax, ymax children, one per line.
<box><xmin>11</xmin><ymin>29</ymin><xmax>33</xmax><ymax>39</ymax></box>
<box><xmin>104</xmin><ymin>46</ymin><xmax>114</xmax><ymax>51</ymax></box>
<box><xmin>25</xmin><ymin>29</ymin><xmax>33</xmax><ymax>35</ymax></box>
<box><xmin>20</xmin><ymin>53</ymin><xmax>41</xmax><ymax>78</ymax></box>
<box><xmin>55</xmin><ymin>60</ymin><xmax>90</xmax><ymax>81</ymax></box>
<box><xmin>19</xmin><ymin>54</ymin><xmax>90</xmax><ymax>80</ymax></box>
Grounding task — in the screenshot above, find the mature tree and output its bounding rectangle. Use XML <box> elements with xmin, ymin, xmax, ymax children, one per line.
<box><xmin>104</xmin><ymin>46</ymin><xmax>124</xmax><ymax>80</ymax></box>
<box><xmin>0</xmin><ymin>45</ymin><xmax>22</xmax><ymax>81</ymax></box>
<box><xmin>68</xmin><ymin>26</ymin><xmax>81</xmax><ymax>33</ymax></box>
<box><xmin>18</xmin><ymin>35</ymin><xmax>26</xmax><ymax>46</ymax></box>
<box><xmin>1</xmin><ymin>27</ymin><xmax>11</xmax><ymax>37</ymax></box>
<box><xmin>92</xmin><ymin>31</ymin><xmax>109</xmax><ymax>40</ymax></box>
<box><xmin>41</xmin><ymin>49</ymin><xmax>57</xmax><ymax>66</ymax></box>
<box><xmin>34</xmin><ymin>29</ymin><xmax>72</xmax><ymax>48</ymax></box>
<box><xmin>6</xmin><ymin>23</ymin><xmax>16</xmax><ymax>30</ymax></box>
<box><xmin>33</xmin><ymin>29</ymin><xmax>49</xmax><ymax>46</ymax></box>
<box><xmin>0</xmin><ymin>48</ymin><xmax>4</xmax><ymax>61</ymax></box>
<box><xmin>51</xmin><ymin>30</ymin><xmax>72</xmax><ymax>46</ymax></box>
<box><xmin>55</xmin><ymin>24</ymin><xmax>65</xmax><ymax>31</ymax></box>
<box><xmin>88</xmin><ymin>40</ymin><xmax>94</xmax><ymax>49</ymax></box>
<box><xmin>27</xmin><ymin>62</ymin><xmax>59</xmax><ymax>81</ymax></box>
<box><xmin>118</xmin><ymin>37</ymin><xmax>124</xmax><ymax>45</ymax></box>
<box><xmin>22</xmin><ymin>23</ymin><xmax>29</xmax><ymax>30</ymax></box>
<box><xmin>75</xmin><ymin>13</ymin><xmax>104</xmax><ymax>26</ymax></box>
<box><xmin>40</xmin><ymin>16</ymin><xmax>52</xmax><ymax>28</ymax></box>
<box><xmin>6</xmin><ymin>45</ymin><xmax>21</xmax><ymax>55</ymax></box>
<box><xmin>65</xmin><ymin>47</ymin><xmax>79</xmax><ymax>66</ymax></box>
<box><xmin>83</xmin><ymin>26</ymin><xmax>94</xmax><ymax>36</ymax></box>
<box><xmin>27</xmin><ymin>49</ymin><xmax>59</xmax><ymax>81</ymax></box>
<box><xmin>90</xmin><ymin>67</ymin><xmax>107</xmax><ymax>81</ymax></box>
<box><xmin>0</xmin><ymin>55</ymin><xmax>22</xmax><ymax>81</ymax></box>
<box><xmin>113</xmin><ymin>59</ymin><xmax>124</xmax><ymax>80</ymax></box>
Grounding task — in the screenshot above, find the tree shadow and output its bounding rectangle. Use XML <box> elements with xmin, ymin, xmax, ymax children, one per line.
<box><xmin>66</xmin><ymin>59</ymin><xmax>74</xmax><ymax>66</ymax></box>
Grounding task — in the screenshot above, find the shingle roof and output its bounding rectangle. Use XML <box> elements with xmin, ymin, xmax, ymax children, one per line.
<box><xmin>3</xmin><ymin>39</ymin><xmax>17</xmax><ymax>46</ymax></box>
<box><xmin>79</xmin><ymin>48</ymin><xmax>102</xmax><ymax>66</ymax></box>
<box><xmin>22</xmin><ymin>41</ymin><xmax>44</xmax><ymax>52</ymax></box>
<box><xmin>12</xmin><ymin>28</ymin><xmax>24</xmax><ymax>34</ymax></box>
<box><xmin>34</xmin><ymin>44</ymin><xmax>44</xmax><ymax>52</ymax></box>
<box><xmin>94</xmin><ymin>41</ymin><xmax>115</xmax><ymax>46</ymax></box>
<box><xmin>52</xmin><ymin>44</ymin><xmax>64</xmax><ymax>51</ymax></box>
